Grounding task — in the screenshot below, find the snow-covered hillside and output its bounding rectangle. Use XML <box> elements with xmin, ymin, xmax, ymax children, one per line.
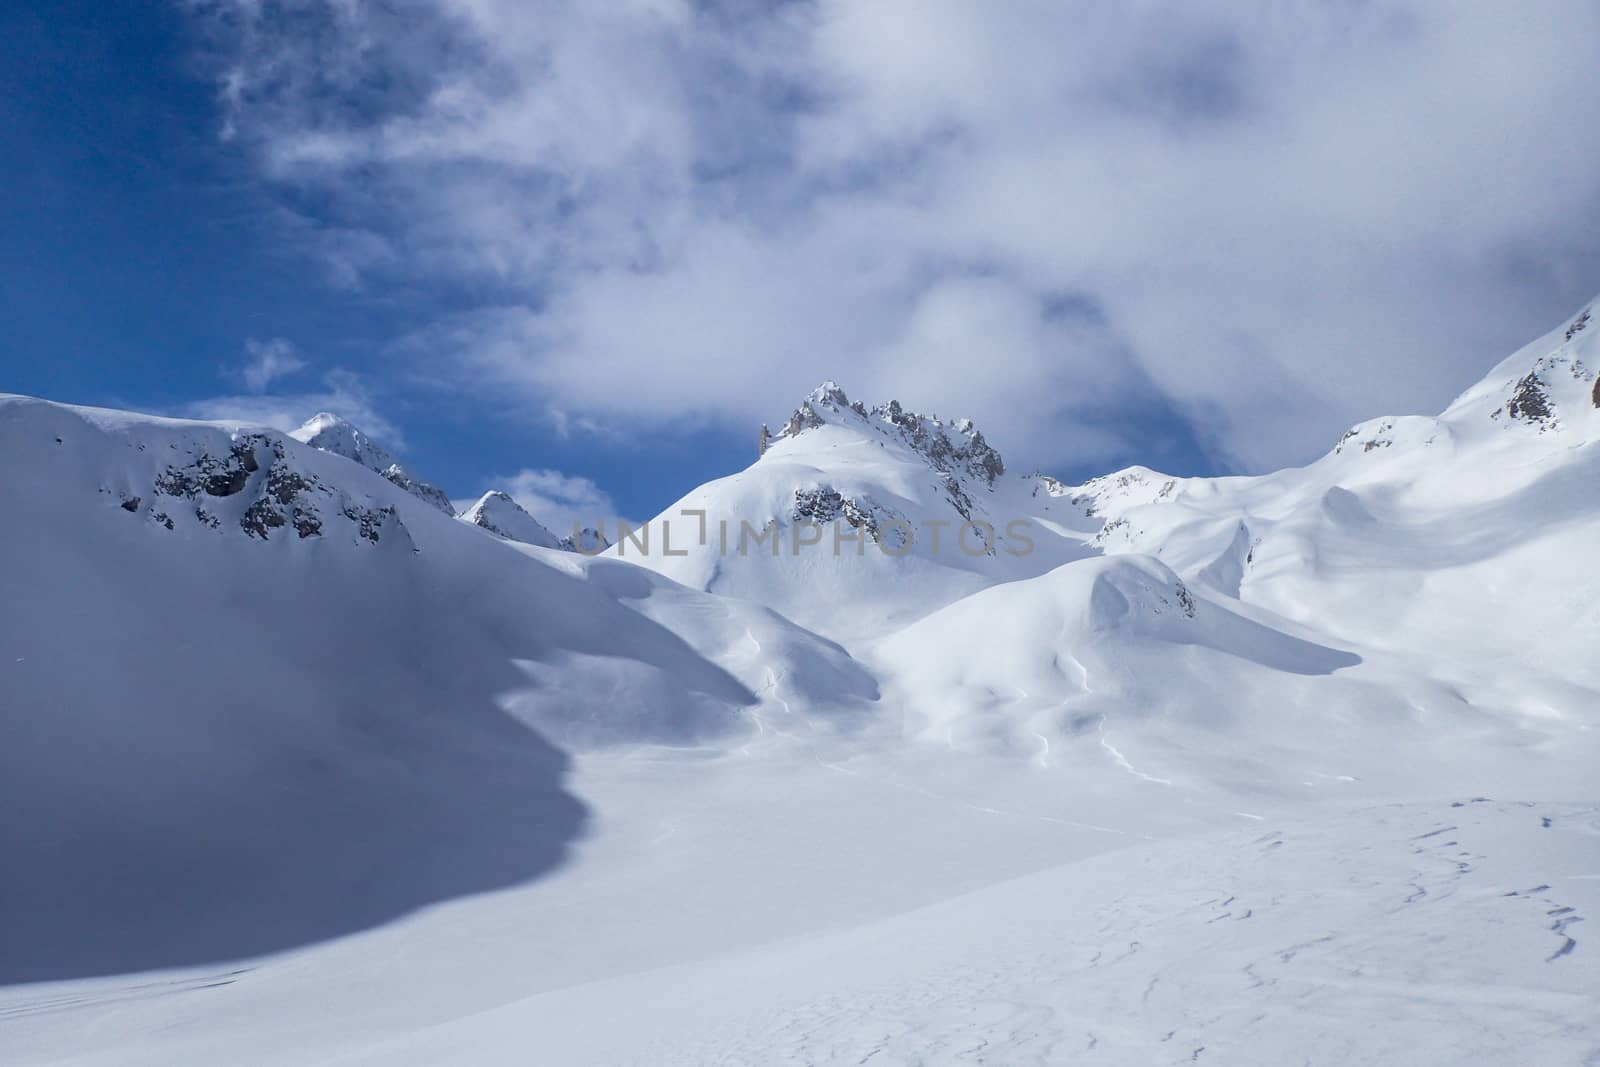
<box><xmin>2</xmin><ymin>297</ymin><xmax>1598</xmax><ymax>1065</ymax></box>
<box><xmin>1056</xmin><ymin>298</ymin><xmax>1600</xmax><ymax>720</ymax></box>
<box><xmin>627</xmin><ymin>382</ymin><xmax>1099</xmax><ymax>642</ymax></box>
<box><xmin>0</xmin><ymin>395</ymin><xmax>874</xmax><ymax>984</ymax></box>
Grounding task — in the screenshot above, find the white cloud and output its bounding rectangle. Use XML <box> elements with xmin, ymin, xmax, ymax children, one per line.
<box><xmin>184</xmin><ymin>369</ymin><xmax>403</xmax><ymax>446</ymax></box>
<box><xmin>191</xmin><ymin>1</ymin><xmax>1600</xmax><ymax>474</ymax></box>
<box><xmin>237</xmin><ymin>337</ymin><xmax>306</xmax><ymax>392</ymax></box>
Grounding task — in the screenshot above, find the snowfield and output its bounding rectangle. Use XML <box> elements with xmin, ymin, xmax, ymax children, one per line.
<box><xmin>2</xmin><ymin>297</ymin><xmax>1598</xmax><ymax>1064</ymax></box>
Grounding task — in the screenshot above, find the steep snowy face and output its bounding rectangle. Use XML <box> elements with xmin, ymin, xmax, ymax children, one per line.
<box><xmin>461</xmin><ymin>490</ymin><xmax>561</xmax><ymax>549</ymax></box>
<box><xmin>1439</xmin><ymin>299</ymin><xmax>1598</xmax><ymax>438</ymax></box>
<box><xmin>290</xmin><ymin>412</ymin><xmax>456</xmax><ymax>515</ymax></box>
<box><xmin>627</xmin><ymin>381</ymin><xmax>1097</xmax><ymax>644</ymax></box>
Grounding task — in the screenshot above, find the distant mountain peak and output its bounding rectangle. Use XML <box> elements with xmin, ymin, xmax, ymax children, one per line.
<box><xmin>290</xmin><ymin>413</ymin><xmax>455</xmax><ymax>515</ymax></box>
<box><xmin>460</xmin><ymin>490</ymin><xmax>560</xmax><ymax>549</ymax></box>
<box><xmin>460</xmin><ymin>489</ymin><xmax>612</xmax><ymax>554</ymax></box>
<box><xmin>773</xmin><ymin>382</ymin><xmax>1006</xmax><ymax>489</ymax></box>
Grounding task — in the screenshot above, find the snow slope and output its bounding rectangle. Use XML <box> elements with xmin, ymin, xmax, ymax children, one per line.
<box><xmin>0</xmin><ymin>395</ymin><xmax>873</xmax><ymax>984</ymax></box>
<box><xmin>2</xmin><ymin>298</ymin><xmax>1599</xmax><ymax>1065</ymax></box>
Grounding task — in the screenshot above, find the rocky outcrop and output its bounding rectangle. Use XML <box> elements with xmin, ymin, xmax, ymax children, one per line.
<box><xmin>792</xmin><ymin>486</ymin><xmax>909</xmax><ymax>547</ymax></box>
<box><xmin>1504</xmin><ymin>371</ymin><xmax>1553</xmax><ymax>425</ymax></box>
<box><xmin>1566</xmin><ymin>308</ymin><xmax>1591</xmax><ymax>343</ymax></box>
<box><xmin>133</xmin><ymin>431</ymin><xmax>413</xmax><ymax>548</ymax></box>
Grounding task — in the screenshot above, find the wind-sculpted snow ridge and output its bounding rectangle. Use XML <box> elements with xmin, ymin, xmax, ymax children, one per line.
<box><xmin>290</xmin><ymin>411</ymin><xmax>456</xmax><ymax>515</ymax></box>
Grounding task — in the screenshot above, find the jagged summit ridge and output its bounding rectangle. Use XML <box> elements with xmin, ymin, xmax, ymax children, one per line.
<box><xmin>769</xmin><ymin>381</ymin><xmax>1006</xmax><ymax>487</ymax></box>
<box><xmin>291</xmin><ymin>412</ymin><xmax>455</xmax><ymax>515</ymax></box>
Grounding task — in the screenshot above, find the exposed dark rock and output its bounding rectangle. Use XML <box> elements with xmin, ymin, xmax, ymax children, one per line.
<box><xmin>155</xmin><ymin>437</ymin><xmax>265</xmax><ymax>500</ymax></box>
<box><xmin>1505</xmin><ymin>372</ymin><xmax>1553</xmax><ymax>424</ymax></box>
<box><xmin>773</xmin><ymin>385</ymin><xmax>1006</xmax><ymax>503</ymax></box>
<box><xmin>791</xmin><ymin>486</ymin><xmax>906</xmax><ymax>546</ymax></box>
<box><xmin>342</xmin><ymin>503</ymin><xmax>397</xmax><ymax>544</ymax></box>
<box><xmin>119</xmin><ymin>496</ymin><xmax>141</xmax><ymax>513</ymax></box>
<box><xmin>794</xmin><ymin>487</ymin><xmax>845</xmax><ymax>523</ymax></box>
<box><xmin>784</xmin><ymin>402</ymin><xmax>826</xmax><ymax>437</ymax></box>
<box><xmin>379</xmin><ymin>465</ymin><xmax>454</xmax><ymax>515</ymax></box>
<box><xmin>1566</xmin><ymin>308</ymin><xmax>1591</xmax><ymax>343</ymax></box>
<box><xmin>1176</xmin><ymin>581</ymin><xmax>1197</xmax><ymax>618</ymax></box>
<box><xmin>240</xmin><ymin>498</ymin><xmax>288</xmax><ymax>539</ymax></box>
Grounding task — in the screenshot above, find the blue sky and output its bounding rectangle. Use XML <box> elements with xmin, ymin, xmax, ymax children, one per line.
<box><xmin>4</xmin><ymin>2</ymin><xmax>1598</xmax><ymax>527</ymax></box>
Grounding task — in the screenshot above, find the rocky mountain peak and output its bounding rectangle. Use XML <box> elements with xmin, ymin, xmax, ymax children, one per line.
<box><xmin>460</xmin><ymin>490</ymin><xmax>560</xmax><ymax>549</ymax></box>
<box><xmin>773</xmin><ymin>382</ymin><xmax>1006</xmax><ymax>489</ymax></box>
<box><xmin>290</xmin><ymin>413</ymin><xmax>455</xmax><ymax>515</ymax></box>
<box><xmin>460</xmin><ymin>489</ymin><xmax>612</xmax><ymax>554</ymax></box>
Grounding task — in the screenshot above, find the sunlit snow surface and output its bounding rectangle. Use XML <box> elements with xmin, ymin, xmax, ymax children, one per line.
<box><xmin>2</xmin><ymin>298</ymin><xmax>1599</xmax><ymax>1064</ymax></box>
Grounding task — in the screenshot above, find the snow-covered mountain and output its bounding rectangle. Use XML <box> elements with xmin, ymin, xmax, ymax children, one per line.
<box><xmin>461</xmin><ymin>489</ymin><xmax>614</xmax><ymax>553</ymax></box>
<box><xmin>1055</xmin><ymin>297</ymin><xmax>1600</xmax><ymax>717</ymax></box>
<box><xmin>290</xmin><ymin>411</ymin><xmax>456</xmax><ymax>515</ymax></box>
<box><xmin>460</xmin><ymin>489</ymin><xmax>562</xmax><ymax>548</ymax></box>
<box><xmin>625</xmin><ymin>381</ymin><xmax>1099</xmax><ymax>642</ymax></box>
<box><xmin>3</xmin><ymin>297</ymin><xmax>1598</xmax><ymax>1065</ymax></box>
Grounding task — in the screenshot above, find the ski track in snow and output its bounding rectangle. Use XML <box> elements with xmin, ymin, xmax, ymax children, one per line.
<box><xmin>1098</xmin><ymin>714</ymin><xmax>1173</xmax><ymax>786</ymax></box>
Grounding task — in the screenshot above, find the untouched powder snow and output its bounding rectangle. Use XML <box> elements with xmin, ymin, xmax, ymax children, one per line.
<box><xmin>2</xmin><ymin>296</ymin><xmax>1599</xmax><ymax>1065</ymax></box>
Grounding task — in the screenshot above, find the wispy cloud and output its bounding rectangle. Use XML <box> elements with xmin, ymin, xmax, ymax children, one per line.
<box><xmin>237</xmin><ymin>337</ymin><xmax>306</xmax><ymax>392</ymax></box>
<box><xmin>186</xmin><ymin>366</ymin><xmax>402</xmax><ymax>445</ymax></box>
<box><xmin>190</xmin><ymin>1</ymin><xmax>1600</xmax><ymax>474</ymax></box>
